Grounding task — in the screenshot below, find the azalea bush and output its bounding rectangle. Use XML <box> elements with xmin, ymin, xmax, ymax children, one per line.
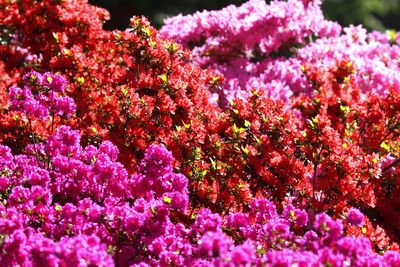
<box><xmin>0</xmin><ymin>0</ymin><xmax>399</xmax><ymax>266</ymax></box>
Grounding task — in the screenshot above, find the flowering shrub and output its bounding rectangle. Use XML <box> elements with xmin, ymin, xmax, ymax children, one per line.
<box><xmin>161</xmin><ymin>0</ymin><xmax>400</xmax><ymax>105</ymax></box>
<box><xmin>0</xmin><ymin>127</ymin><xmax>398</xmax><ymax>265</ymax></box>
<box><xmin>0</xmin><ymin>0</ymin><xmax>221</xmax><ymax>169</ymax></box>
<box><xmin>1</xmin><ymin>0</ymin><xmax>400</xmax><ymax>265</ymax></box>
<box><xmin>160</xmin><ymin>0</ymin><xmax>341</xmax><ymax>104</ymax></box>
<box><xmin>162</xmin><ymin>0</ymin><xmax>400</xmax><ymax>251</ymax></box>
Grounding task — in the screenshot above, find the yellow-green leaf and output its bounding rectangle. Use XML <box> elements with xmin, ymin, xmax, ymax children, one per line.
<box><xmin>77</xmin><ymin>77</ymin><xmax>85</xmax><ymax>85</ymax></box>
<box><xmin>163</xmin><ymin>196</ymin><xmax>172</xmax><ymax>204</ymax></box>
<box><xmin>381</xmin><ymin>141</ymin><xmax>391</xmax><ymax>152</ymax></box>
<box><xmin>52</xmin><ymin>32</ymin><xmax>59</xmax><ymax>42</ymax></box>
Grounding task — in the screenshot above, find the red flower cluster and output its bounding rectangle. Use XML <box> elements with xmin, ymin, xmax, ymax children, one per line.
<box><xmin>0</xmin><ymin>0</ymin><xmax>220</xmax><ymax>169</ymax></box>
<box><xmin>292</xmin><ymin>61</ymin><xmax>400</xmax><ymax>249</ymax></box>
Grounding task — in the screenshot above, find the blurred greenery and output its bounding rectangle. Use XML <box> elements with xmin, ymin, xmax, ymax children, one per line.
<box><xmin>88</xmin><ymin>0</ymin><xmax>400</xmax><ymax>31</ymax></box>
<box><xmin>322</xmin><ymin>0</ymin><xmax>400</xmax><ymax>31</ymax></box>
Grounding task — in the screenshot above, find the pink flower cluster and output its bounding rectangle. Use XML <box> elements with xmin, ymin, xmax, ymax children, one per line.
<box><xmin>1</xmin><ymin>131</ymin><xmax>399</xmax><ymax>266</ymax></box>
<box><xmin>8</xmin><ymin>71</ymin><xmax>75</xmax><ymax>118</ymax></box>
<box><xmin>161</xmin><ymin>0</ymin><xmax>339</xmax><ymax>57</ymax></box>
<box><xmin>161</xmin><ymin>0</ymin><xmax>400</xmax><ymax>106</ymax></box>
<box><xmin>297</xmin><ymin>26</ymin><xmax>400</xmax><ymax>96</ymax></box>
<box><xmin>161</xmin><ymin>0</ymin><xmax>340</xmax><ymax>105</ymax></box>
<box><xmin>0</xmin><ymin>124</ymin><xmax>190</xmax><ymax>266</ymax></box>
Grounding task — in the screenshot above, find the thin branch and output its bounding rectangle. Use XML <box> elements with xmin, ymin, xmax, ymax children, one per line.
<box><xmin>382</xmin><ymin>158</ymin><xmax>400</xmax><ymax>173</ymax></box>
<box><xmin>28</xmin><ymin>118</ymin><xmax>40</xmax><ymax>165</ymax></box>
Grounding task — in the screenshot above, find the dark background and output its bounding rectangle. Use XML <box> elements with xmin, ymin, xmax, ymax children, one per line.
<box><xmin>88</xmin><ymin>0</ymin><xmax>400</xmax><ymax>31</ymax></box>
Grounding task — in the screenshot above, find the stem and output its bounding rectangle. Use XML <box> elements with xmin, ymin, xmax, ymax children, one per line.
<box><xmin>312</xmin><ymin>148</ymin><xmax>323</xmax><ymax>203</ymax></box>
<box><xmin>28</xmin><ymin>118</ymin><xmax>40</xmax><ymax>165</ymax></box>
<box><xmin>50</xmin><ymin>110</ymin><xmax>55</xmax><ymax>137</ymax></box>
<box><xmin>101</xmin><ymin>180</ymin><xmax>106</xmax><ymax>202</ymax></box>
<box><xmin>46</xmin><ymin>111</ymin><xmax>55</xmax><ymax>169</ymax></box>
<box><xmin>188</xmin><ymin>201</ymin><xmax>198</xmax><ymax>221</ymax></box>
<box><xmin>312</xmin><ymin>161</ymin><xmax>317</xmax><ymax>202</ymax></box>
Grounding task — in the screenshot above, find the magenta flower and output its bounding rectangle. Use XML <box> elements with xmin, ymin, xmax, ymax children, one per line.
<box><xmin>346</xmin><ymin>208</ymin><xmax>365</xmax><ymax>226</ymax></box>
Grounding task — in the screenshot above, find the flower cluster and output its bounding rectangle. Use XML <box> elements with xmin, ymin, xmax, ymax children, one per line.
<box><xmin>1</xmin><ymin>0</ymin><xmax>400</xmax><ymax>265</ymax></box>
<box><xmin>1</xmin><ymin>119</ymin><xmax>399</xmax><ymax>266</ymax></box>
<box><xmin>1</xmin><ymin>0</ymin><xmax>222</xmax><ymax>171</ymax></box>
<box><xmin>162</xmin><ymin>0</ymin><xmax>400</xmax><ymax>250</ymax></box>
<box><xmin>1</xmin><ymin>131</ymin><xmax>399</xmax><ymax>266</ymax></box>
<box><xmin>9</xmin><ymin>71</ymin><xmax>75</xmax><ymax>119</ymax></box>
<box><xmin>161</xmin><ymin>0</ymin><xmax>400</xmax><ymax>106</ymax></box>
<box><xmin>160</xmin><ymin>0</ymin><xmax>340</xmax><ymax>105</ymax></box>
<box><xmin>0</xmin><ymin>125</ymin><xmax>190</xmax><ymax>265</ymax></box>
